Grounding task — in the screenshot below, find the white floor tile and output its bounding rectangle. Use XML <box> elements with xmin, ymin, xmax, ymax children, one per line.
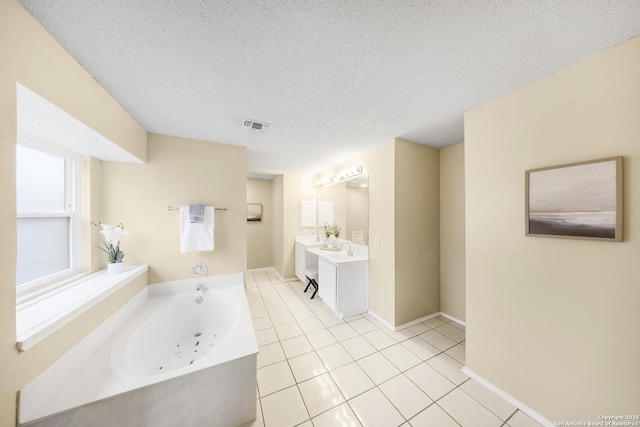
<box><xmin>298</xmin><ymin>373</ymin><xmax>345</xmax><ymax>417</ymax></box>
<box><xmin>249</xmin><ymin>299</ymin><xmax>266</xmax><ymax>310</ymax></box>
<box><xmin>422</xmin><ymin>317</ymin><xmax>447</xmax><ymax>328</ymax></box>
<box><xmin>312</xmin><ymin>403</ymin><xmax>362</xmax><ymax>427</ymax></box>
<box><xmin>329</xmin><ymin>362</ymin><xmax>375</xmax><ymax>399</ymax></box>
<box><xmin>341</xmin><ymin>336</ymin><xmax>378</xmax><ymax>360</ymax></box>
<box><xmin>319</xmin><ymin>312</ymin><xmax>345</xmax><ymax>327</ymax></box>
<box><xmin>506</xmin><ymin>410</ymin><xmax>546</xmax><ymax>427</ymax></box>
<box><xmin>253</xmin><ymin>316</ymin><xmax>273</xmax><ymax>331</ymax></box>
<box><xmin>263</xmin><ymin>295</ymin><xmax>285</xmax><ymax>307</ymax></box>
<box><xmin>291</xmin><ymin>307</ymin><xmax>317</xmax><ymax>320</ymax></box>
<box><xmin>257</xmin><ymin>342</ymin><xmax>286</xmax><ymax>368</ymax></box>
<box><xmin>404</xmin><ymin>362</ymin><xmax>456</xmax><ymax>401</ymax></box>
<box><xmin>401</xmin><ymin>336</ymin><xmax>440</xmax><ymax>360</ymax></box>
<box><xmin>409</xmin><ymin>404</ymin><xmax>459</xmax><ymax>427</ymax></box>
<box><xmin>357</xmin><ymin>352</ymin><xmax>400</xmax><ymax>385</ymax></box>
<box><xmin>349</xmin><ymin>388</ymin><xmax>405</xmax><ymax>427</ymax></box>
<box><xmin>426</xmin><ymin>353</ymin><xmax>468</xmax><ymax>385</ymax></box>
<box><xmin>306</xmin><ymin>328</ymin><xmax>338</xmax><ymax>350</ymax></box>
<box><xmin>245</xmin><ymin>268</ymin><xmax>538</xmax><ymax>427</ymax></box>
<box><xmin>260</xmin><ymin>386</ymin><xmax>309</xmax><ymax>427</ymax></box>
<box><xmin>329</xmin><ymin>323</ymin><xmax>360</xmax><ymax>341</ymax></box>
<box><xmin>460</xmin><ymin>379</ymin><xmax>516</xmax><ymax>421</ymax></box>
<box><xmin>298</xmin><ymin>317</ymin><xmax>326</xmax><ymax>334</ymax></box>
<box><xmin>266</xmin><ymin>303</ymin><xmax>290</xmax><ymax>315</ymax></box>
<box><xmin>317</xmin><ymin>343</ymin><xmax>354</xmax><ymax>371</ymax></box>
<box><xmin>380</xmin><ymin>344</ymin><xmax>422</xmax><ymax>372</ymax></box>
<box><xmin>348</xmin><ymin>317</ymin><xmax>379</xmax><ymax>335</ymax></box>
<box><xmin>418</xmin><ymin>330</ymin><xmax>457</xmax><ymax>351</ymax></box>
<box><xmin>269</xmin><ymin>311</ymin><xmax>295</xmax><ymax>326</ymax></box>
<box><xmin>362</xmin><ymin>329</ymin><xmax>397</xmax><ymax>350</ymax></box>
<box><xmin>255</xmin><ymin>328</ymin><xmax>279</xmax><ymax>346</ymax></box>
<box><xmin>382</xmin><ymin>328</ymin><xmax>416</xmax><ymax>342</ymax></box>
<box><xmin>280</xmin><ymin>335</ymin><xmax>313</xmax><ymax>358</ymax></box>
<box><xmin>257</xmin><ymin>360</ymin><xmax>295</xmax><ymax>397</ymax></box>
<box><xmin>445</xmin><ymin>343</ymin><xmax>466</xmax><ymax>365</ymax></box>
<box><xmin>406</xmin><ymin>322</ymin><xmax>431</xmax><ymax>335</ymax></box>
<box><xmin>437</xmin><ymin>388</ymin><xmax>503</xmax><ymax>427</ymax></box>
<box><xmin>274</xmin><ymin>322</ymin><xmax>303</xmax><ymax>340</ymax></box>
<box><xmin>288</xmin><ymin>351</ymin><xmax>327</xmax><ymax>383</ymax></box>
<box><xmin>379</xmin><ymin>374</ymin><xmax>433</xmax><ymax>419</ymax></box>
<box><xmin>434</xmin><ymin>323</ymin><xmax>466</xmax><ymax>342</ymax></box>
<box><xmin>250</xmin><ymin>307</ymin><xmax>269</xmax><ymax>320</ymax></box>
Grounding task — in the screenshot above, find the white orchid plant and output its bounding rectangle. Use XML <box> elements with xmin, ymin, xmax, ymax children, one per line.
<box><xmin>92</xmin><ymin>221</ymin><xmax>128</xmax><ymax>263</ymax></box>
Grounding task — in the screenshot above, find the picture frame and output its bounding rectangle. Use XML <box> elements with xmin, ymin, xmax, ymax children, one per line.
<box><xmin>247</xmin><ymin>203</ymin><xmax>262</xmax><ymax>222</ymax></box>
<box><xmin>525</xmin><ymin>156</ymin><xmax>623</xmax><ymax>241</ymax></box>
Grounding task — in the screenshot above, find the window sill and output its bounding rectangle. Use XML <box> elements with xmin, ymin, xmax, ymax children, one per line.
<box><xmin>16</xmin><ymin>265</ymin><xmax>148</xmax><ymax>352</ymax></box>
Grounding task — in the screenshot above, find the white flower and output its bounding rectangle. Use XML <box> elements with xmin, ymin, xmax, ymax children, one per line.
<box><xmin>99</xmin><ymin>223</ymin><xmax>128</xmax><ymax>245</ymax></box>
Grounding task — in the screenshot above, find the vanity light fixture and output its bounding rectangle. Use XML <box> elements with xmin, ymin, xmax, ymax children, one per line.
<box><xmin>316</xmin><ymin>176</ymin><xmax>334</xmax><ymax>187</ymax></box>
<box><xmin>336</xmin><ymin>166</ymin><xmax>363</xmax><ymax>181</ymax></box>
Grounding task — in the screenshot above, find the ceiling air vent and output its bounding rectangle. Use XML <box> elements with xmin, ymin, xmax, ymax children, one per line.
<box><xmin>243</xmin><ymin>119</ymin><xmax>272</xmax><ymax>132</ymax></box>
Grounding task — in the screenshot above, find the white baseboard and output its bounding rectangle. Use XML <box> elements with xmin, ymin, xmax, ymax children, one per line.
<box><xmin>366</xmin><ymin>310</ymin><xmax>396</xmax><ymax>330</ymax></box>
<box><xmin>367</xmin><ymin>311</ymin><xmax>465</xmax><ymax>331</ymax></box>
<box><xmin>440</xmin><ymin>312</ymin><xmax>466</xmax><ymax>327</ymax></box>
<box><xmin>461</xmin><ymin>367</ymin><xmax>552</xmax><ymax>427</ymax></box>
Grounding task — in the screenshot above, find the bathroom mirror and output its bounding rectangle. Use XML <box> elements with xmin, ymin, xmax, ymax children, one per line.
<box><xmin>318</xmin><ymin>174</ymin><xmax>369</xmax><ymax>245</ymax></box>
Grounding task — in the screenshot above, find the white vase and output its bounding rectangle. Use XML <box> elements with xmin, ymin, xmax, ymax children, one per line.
<box><xmin>108</xmin><ymin>262</ymin><xmax>125</xmax><ymax>274</ymax></box>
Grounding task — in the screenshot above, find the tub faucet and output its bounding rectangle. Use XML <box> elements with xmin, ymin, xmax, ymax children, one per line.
<box><xmin>340</xmin><ymin>242</ymin><xmax>353</xmax><ymax>256</ymax></box>
<box><xmin>196</xmin><ymin>283</ymin><xmax>205</xmax><ymax>291</ymax></box>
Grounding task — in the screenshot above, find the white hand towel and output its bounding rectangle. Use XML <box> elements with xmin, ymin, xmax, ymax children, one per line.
<box><xmin>180</xmin><ymin>206</ymin><xmax>215</xmax><ymax>253</ymax></box>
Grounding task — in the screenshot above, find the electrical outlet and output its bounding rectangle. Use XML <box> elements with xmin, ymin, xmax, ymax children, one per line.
<box><xmin>374</xmin><ymin>238</ymin><xmax>380</xmax><ymax>248</ymax></box>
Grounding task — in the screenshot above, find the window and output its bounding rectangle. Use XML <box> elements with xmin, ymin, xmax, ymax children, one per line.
<box><xmin>16</xmin><ymin>137</ymin><xmax>82</xmax><ymax>297</ymax></box>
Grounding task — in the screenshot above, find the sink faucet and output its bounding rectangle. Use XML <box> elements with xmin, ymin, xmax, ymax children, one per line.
<box><xmin>340</xmin><ymin>242</ymin><xmax>353</xmax><ymax>256</ymax></box>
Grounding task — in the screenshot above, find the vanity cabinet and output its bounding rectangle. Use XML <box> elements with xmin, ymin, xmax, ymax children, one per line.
<box><xmin>294</xmin><ymin>239</ymin><xmax>321</xmax><ymax>283</ymax></box>
<box><xmin>317</xmin><ymin>257</ymin><xmax>368</xmax><ymax>318</ymax></box>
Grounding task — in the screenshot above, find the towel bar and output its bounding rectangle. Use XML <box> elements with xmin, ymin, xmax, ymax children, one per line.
<box><xmin>168</xmin><ymin>206</ymin><xmax>227</xmax><ymax>211</ymax></box>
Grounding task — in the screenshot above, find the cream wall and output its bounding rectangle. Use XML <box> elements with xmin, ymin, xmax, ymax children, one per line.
<box><xmin>281</xmin><ymin>172</ymin><xmax>317</xmax><ymax>279</ymax></box>
<box><xmin>102</xmin><ymin>134</ymin><xmax>247</xmax><ymax>284</ymax></box>
<box><xmin>394</xmin><ymin>140</ymin><xmax>440</xmax><ymax>325</ymax></box>
<box><xmin>271</xmin><ymin>175</ymin><xmax>285</xmax><ymax>278</ymax></box>
<box><xmin>464</xmin><ymin>36</ymin><xmax>640</xmax><ymax>422</ymax></box>
<box><xmin>247</xmin><ymin>168</ymin><xmax>316</xmax><ymax>280</ymax></box>
<box><xmin>439</xmin><ymin>143</ymin><xmax>465</xmax><ymax>322</ymax></box>
<box><xmin>328</xmin><ymin>141</ymin><xmax>397</xmax><ymax>324</ymax></box>
<box><xmin>247</xmin><ymin>178</ymin><xmax>274</xmax><ymax>269</ymax></box>
<box><xmin>321</xmin><ymin>139</ymin><xmax>441</xmax><ymax>327</ymax></box>
<box><xmin>346</xmin><ymin>186</ymin><xmax>368</xmax><ymax>244</ymax></box>
<box><xmin>0</xmin><ymin>2</ymin><xmax>148</xmax><ymax>425</ymax></box>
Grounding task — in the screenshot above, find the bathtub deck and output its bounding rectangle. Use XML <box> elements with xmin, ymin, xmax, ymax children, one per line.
<box><xmin>20</xmin><ymin>276</ymin><xmax>257</xmax><ymax>426</ymax></box>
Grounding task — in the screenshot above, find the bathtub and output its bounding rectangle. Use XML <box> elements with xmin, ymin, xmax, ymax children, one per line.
<box><xmin>19</xmin><ymin>273</ymin><xmax>258</xmax><ymax>427</ymax></box>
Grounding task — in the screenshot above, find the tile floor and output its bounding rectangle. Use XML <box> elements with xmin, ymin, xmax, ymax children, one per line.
<box><xmin>245</xmin><ymin>268</ymin><xmax>544</xmax><ymax>427</ymax></box>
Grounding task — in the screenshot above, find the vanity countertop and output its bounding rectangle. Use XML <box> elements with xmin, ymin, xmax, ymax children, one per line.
<box><xmin>295</xmin><ymin>236</ymin><xmax>323</xmax><ymax>246</ymax></box>
<box><xmin>306</xmin><ymin>247</ymin><xmax>367</xmax><ymax>264</ymax></box>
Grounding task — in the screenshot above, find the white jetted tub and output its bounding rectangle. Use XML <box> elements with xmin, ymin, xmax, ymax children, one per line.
<box><xmin>19</xmin><ymin>273</ymin><xmax>258</xmax><ymax>427</ymax></box>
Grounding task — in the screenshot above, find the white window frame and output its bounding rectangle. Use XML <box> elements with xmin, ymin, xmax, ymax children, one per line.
<box><xmin>16</xmin><ymin>133</ymin><xmax>83</xmax><ymax>299</ymax></box>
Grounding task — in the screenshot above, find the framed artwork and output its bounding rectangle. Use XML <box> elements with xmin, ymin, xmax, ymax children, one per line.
<box><xmin>247</xmin><ymin>203</ymin><xmax>262</xmax><ymax>222</ymax></box>
<box><xmin>525</xmin><ymin>156</ymin><xmax>622</xmax><ymax>241</ymax></box>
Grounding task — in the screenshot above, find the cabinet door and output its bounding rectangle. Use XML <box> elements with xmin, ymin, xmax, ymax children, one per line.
<box><xmin>318</xmin><ymin>259</ymin><xmax>337</xmax><ymax>312</ymax></box>
<box><xmin>336</xmin><ymin>261</ymin><xmax>368</xmax><ymax>318</ymax></box>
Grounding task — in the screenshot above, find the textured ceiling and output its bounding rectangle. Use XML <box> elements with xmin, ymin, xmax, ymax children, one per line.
<box><xmin>18</xmin><ymin>0</ymin><xmax>640</xmax><ymax>173</ymax></box>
